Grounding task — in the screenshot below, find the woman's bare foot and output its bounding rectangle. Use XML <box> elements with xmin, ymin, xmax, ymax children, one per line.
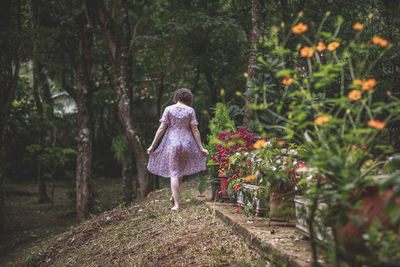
<box><xmin>171</xmin><ymin>205</ymin><xmax>180</xmax><ymax>211</ymax></box>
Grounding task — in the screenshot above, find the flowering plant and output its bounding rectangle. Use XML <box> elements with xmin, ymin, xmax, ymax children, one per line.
<box><xmin>247</xmin><ymin>13</ymin><xmax>400</xmax><ymax>264</ymax></box>
<box><xmin>249</xmin><ymin>138</ymin><xmax>303</xmax><ymax>191</ymax></box>
<box><xmin>212</xmin><ymin>128</ymin><xmax>257</xmax><ymax>173</ymax></box>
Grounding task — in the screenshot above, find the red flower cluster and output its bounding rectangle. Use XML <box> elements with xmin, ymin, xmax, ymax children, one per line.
<box><xmin>234</xmin><ymin>183</ymin><xmax>242</xmax><ymax>192</ymax></box>
<box><xmin>236</xmin><ymin>203</ymin><xmax>242</xmax><ymax>213</ymax></box>
<box><xmin>212</xmin><ymin>128</ymin><xmax>257</xmax><ymax>173</ymax></box>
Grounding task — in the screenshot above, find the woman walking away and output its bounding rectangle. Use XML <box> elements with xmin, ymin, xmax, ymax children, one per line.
<box><xmin>147</xmin><ymin>88</ymin><xmax>208</xmax><ymax>211</ymax></box>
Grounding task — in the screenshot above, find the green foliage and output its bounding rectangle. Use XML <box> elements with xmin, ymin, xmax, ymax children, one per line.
<box><xmin>209</xmin><ymin>103</ymin><xmax>236</xmax><ymax>137</ymax></box>
<box><xmin>111</xmin><ymin>135</ymin><xmax>132</xmax><ymax>164</ymax></box>
<box><xmin>248</xmin><ymin>11</ymin><xmax>400</xmax><ymax>264</ymax></box>
<box><xmin>198</xmin><ymin>176</ymin><xmax>208</xmax><ymax>195</ymax></box>
<box><xmin>206</xmin><ymin>103</ymin><xmax>236</xmax><ymax>177</ymax></box>
<box><xmin>380</xmin><ymin>154</ymin><xmax>400</xmax><ymax>226</ymax></box>
<box><xmin>361</xmin><ymin>220</ymin><xmax>400</xmax><ymax>265</ymax></box>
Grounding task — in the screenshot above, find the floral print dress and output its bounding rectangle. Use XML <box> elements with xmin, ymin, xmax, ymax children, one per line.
<box><xmin>147</xmin><ymin>104</ymin><xmax>206</xmax><ymax>178</ymax></box>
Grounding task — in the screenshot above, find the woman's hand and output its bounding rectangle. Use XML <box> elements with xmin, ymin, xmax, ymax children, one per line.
<box><xmin>200</xmin><ymin>148</ymin><xmax>209</xmax><ymax>156</ymax></box>
<box><xmin>147</xmin><ymin>146</ymin><xmax>154</xmax><ymax>155</ymax></box>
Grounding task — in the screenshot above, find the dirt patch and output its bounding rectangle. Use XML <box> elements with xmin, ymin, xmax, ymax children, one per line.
<box><xmin>16</xmin><ymin>183</ymin><xmax>268</xmax><ymax>266</ymax></box>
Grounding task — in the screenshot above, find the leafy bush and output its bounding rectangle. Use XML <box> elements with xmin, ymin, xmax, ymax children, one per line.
<box><xmin>247</xmin><ymin>12</ymin><xmax>400</xmax><ymax>265</ymax></box>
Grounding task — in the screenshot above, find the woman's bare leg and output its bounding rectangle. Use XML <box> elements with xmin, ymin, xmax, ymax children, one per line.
<box><xmin>171</xmin><ymin>177</ymin><xmax>180</xmax><ymax>210</ymax></box>
<box><xmin>170</xmin><ymin>177</ymin><xmax>183</xmax><ymax>206</ymax></box>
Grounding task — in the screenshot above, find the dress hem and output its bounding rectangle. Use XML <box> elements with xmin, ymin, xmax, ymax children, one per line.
<box><xmin>147</xmin><ymin>166</ymin><xmax>206</xmax><ymax>178</ymax></box>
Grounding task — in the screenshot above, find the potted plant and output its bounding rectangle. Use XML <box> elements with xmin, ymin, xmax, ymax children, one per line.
<box><xmin>205</xmin><ymin>103</ymin><xmax>235</xmax><ymax>201</ymax></box>
<box><xmin>251</xmin><ymin>138</ymin><xmax>300</xmax><ymax>221</ymax></box>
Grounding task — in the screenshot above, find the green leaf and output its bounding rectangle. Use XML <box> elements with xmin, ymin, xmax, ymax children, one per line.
<box><xmin>320</xmin><ymin>31</ymin><xmax>332</xmax><ymax>38</ymax></box>
<box><xmin>198</xmin><ymin>177</ymin><xmax>209</xmax><ymax>195</ymax></box>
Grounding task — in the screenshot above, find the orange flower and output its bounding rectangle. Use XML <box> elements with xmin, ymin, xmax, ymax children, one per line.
<box><xmin>368</xmin><ymin>120</ymin><xmax>386</xmax><ymax>129</ymax></box>
<box><xmin>253</xmin><ymin>139</ymin><xmax>266</xmax><ymax>149</ymax></box>
<box><xmin>282</xmin><ymin>76</ymin><xmax>293</xmax><ymax>85</ymax></box>
<box><xmin>278</xmin><ymin>141</ymin><xmax>285</xmax><ymax>148</ymax></box>
<box><xmin>314</xmin><ymin>116</ymin><xmax>331</xmax><ymax>125</ymax></box>
<box><xmin>353</xmin><ymin>22</ymin><xmax>364</xmax><ymax>30</ymax></box>
<box><xmin>362</xmin><ymin>78</ymin><xmax>377</xmax><ymax>91</ymax></box>
<box><xmin>372</xmin><ymin>36</ymin><xmax>388</xmax><ymax>47</ymax></box>
<box><xmin>300</xmin><ymin>46</ymin><xmax>314</xmax><ymax>57</ymax></box>
<box><xmin>292</xmin><ymin>22</ymin><xmax>308</xmax><ymax>34</ymax></box>
<box><xmin>386</xmin><ymin>90</ymin><xmax>391</xmax><ymax>96</ymax></box>
<box><xmin>348</xmin><ymin>90</ymin><xmax>362</xmax><ymax>101</ymax></box>
<box><xmin>327</xmin><ymin>41</ymin><xmax>340</xmax><ymax>51</ymax></box>
<box><xmin>353</xmin><ymin>79</ymin><xmax>363</xmax><ymax>86</ymax></box>
<box><xmin>244</xmin><ymin>175</ymin><xmax>256</xmax><ymax>183</ymax></box>
<box><xmin>316</xmin><ymin>42</ymin><xmax>326</xmax><ymax>52</ymax></box>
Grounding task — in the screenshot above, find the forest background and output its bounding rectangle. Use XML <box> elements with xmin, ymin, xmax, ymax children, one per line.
<box><xmin>1</xmin><ymin>0</ymin><xmax>399</xmax><ymax>261</ymax></box>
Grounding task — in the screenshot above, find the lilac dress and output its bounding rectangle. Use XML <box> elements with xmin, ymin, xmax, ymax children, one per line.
<box><xmin>147</xmin><ymin>104</ymin><xmax>206</xmax><ymax>178</ymax></box>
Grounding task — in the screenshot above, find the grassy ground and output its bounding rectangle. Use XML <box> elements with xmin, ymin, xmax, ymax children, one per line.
<box><xmin>0</xmin><ymin>176</ymin><xmax>138</xmax><ymax>265</ymax></box>
<box><xmin>3</xmin><ymin>178</ymin><xmax>268</xmax><ymax>266</ymax></box>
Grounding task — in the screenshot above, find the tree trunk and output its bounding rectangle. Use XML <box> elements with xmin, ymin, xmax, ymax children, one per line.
<box><xmin>204</xmin><ymin>68</ymin><xmax>217</xmax><ymax>105</ymax></box>
<box><xmin>114</xmin><ymin>60</ymin><xmax>150</xmax><ymax>198</ymax></box>
<box><xmin>121</xmin><ymin>158</ymin><xmax>133</xmax><ymax>204</ymax></box>
<box><xmin>76</xmin><ymin>16</ymin><xmax>93</xmax><ymax>221</ymax></box>
<box><xmin>29</xmin><ymin>0</ymin><xmax>50</xmax><ymax>203</ymax></box>
<box><xmin>244</xmin><ymin>0</ymin><xmax>260</xmax><ymax>125</ymax></box>
<box><xmin>0</xmin><ymin>121</ymin><xmax>7</xmax><ymax>233</ymax></box>
<box><xmin>0</xmin><ymin>0</ymin><xmax>21</xmax><ymax>233</ymax></box>
<box><xmin>31</xmin><ymin>63</ymin><xmax>50</xmax><ymax>203</ymax></box>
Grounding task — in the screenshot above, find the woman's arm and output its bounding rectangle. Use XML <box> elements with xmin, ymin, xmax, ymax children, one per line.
<box><xmin>147</xmin><ymin>122</ymin><xmax>167</xmax><ymax>154</ymax></box>
<box><xmin>190</xmin><ymin>124</ymin><xmax>209</xmax><ymax>156</ymax></box>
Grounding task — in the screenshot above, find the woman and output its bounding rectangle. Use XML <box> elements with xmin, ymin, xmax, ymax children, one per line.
<box><xmin>147</xmin><ymin>88</ymin><xmax>208</xmax><ymax>211</ymax></box>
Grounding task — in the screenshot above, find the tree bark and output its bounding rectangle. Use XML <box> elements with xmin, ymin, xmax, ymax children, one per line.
<box><xmin>0</xmin><ymin>0</ymin><xmax>22</xmax><ymax>233</ymax></box>
<box><xmin>114</xmin><ymin>60</ymin><xmax>150</xmax><ymax>198</ymax></box>
<box><xmin>76</xmin><ymin>16</ymin><xmax>93</xmax><ymax>221</ymax></box>
<box><xmin>0</xmin><ymin>58</ymin><xmax>21</xmax><ymax>233</ymax></box>
<box><xmin>204</xmin><ymin>68</ymin><xmax>217</xmax><ymax>105</ymax></box>
<box><xmin>29</xmin><ymin>0</ymin><xmax>51</xmax><ymax>203</ymax></box>
<box><xmin>244</xmin><ymin>0</ymin><xmax>260</xmax><ymax>125</ymax></box>
<box><xmin>121</xmin><ymin>157</ymin><xmax>133</xmax><ymax>204</ymax></box>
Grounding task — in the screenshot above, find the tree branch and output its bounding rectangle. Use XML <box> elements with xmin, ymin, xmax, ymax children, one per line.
<box><xmin>86</xmin><ymin>0</ymin><xmax>118</xmax><ymax>59</ymax></box>
<box><xmin>110</xmin><ymin>0</ymin><xmax>117</xmax><ymax>21</ymax></box>
<box><xmin>126</xmin><ymin>0</ymin><xmax>152</xmax><ymax>57</ymax></box>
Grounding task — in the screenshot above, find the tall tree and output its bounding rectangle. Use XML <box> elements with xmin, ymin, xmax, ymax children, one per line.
<box><xmin>85</xmin><ymin>0</ymin><xmax>152</xmax><ymax>198</ymax></box>
<box><xmin>75</xmin><ymin>13</ymin><xmax>93</xmax><ymax>220</ymax></box>
<box><xmin>244</xmin><ymin>0</ymin><xmax>260</xmax><ymax>125</ymax></box>
<box><xmin>29</xmin><ymin>0</ymin><xmax>52</xmax><ymax>203</ymax></box>
<box><xmin>0</xmin><ymin>0</ymin><xmax>22</xmax><ymax>233</ymax></box>
<box><xmin>0</xmin><ymin>0</ymin><xmax>21</xmax><ymax>233</ymax></box>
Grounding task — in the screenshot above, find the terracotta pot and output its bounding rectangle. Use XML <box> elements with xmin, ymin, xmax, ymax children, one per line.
<box><xmin>269</xmin><ymin>184</ymin><xmax>295</xmax><ymax>221</ymax></box>
<box><xmin>337</xmin><ymin>185</ymin><xmax>400</xmax><ymax>262</ymax></box>
<box><xmin>218</xmin><ymin>173</ymin><xmax>229</xmax><ymax>201</ymax></box>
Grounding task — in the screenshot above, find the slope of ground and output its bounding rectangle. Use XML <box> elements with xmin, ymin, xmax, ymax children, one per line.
<box><xmin>14</xmin><ymin>180</ymin><xmax>268</xmax><ymax>266</ymax></box>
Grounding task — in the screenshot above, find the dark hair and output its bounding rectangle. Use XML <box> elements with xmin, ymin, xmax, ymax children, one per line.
<box><xmin>173</xmin><ymin>88</ymin><xmax>193</xmax><ymax>106</ymax></box>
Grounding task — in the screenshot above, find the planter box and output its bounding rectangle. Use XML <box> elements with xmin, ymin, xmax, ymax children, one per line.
<box><xmin>237</xmin><ymin>183</ymin><xmax>267</xmax><ymax>217</ymax></box>
<box><xmin>270</xmin><ymin>190</ymin><xmax>295</xmax><ymax>221</ymax></box>
<box><xmin>294</xmin><ymin>196</ymin><xmax>333</xmax><ymax>243</ymax></box>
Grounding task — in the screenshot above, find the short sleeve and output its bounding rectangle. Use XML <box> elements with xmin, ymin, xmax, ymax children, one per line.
<box><xmin>159</xmin><ymin>108</ymin><xmax>169</xmax><ymax>124</ymax></box>
<box><xmin>190</xmin><ymin>108</ymin><xmax>199</xmax><ymax>125</ymax></box>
